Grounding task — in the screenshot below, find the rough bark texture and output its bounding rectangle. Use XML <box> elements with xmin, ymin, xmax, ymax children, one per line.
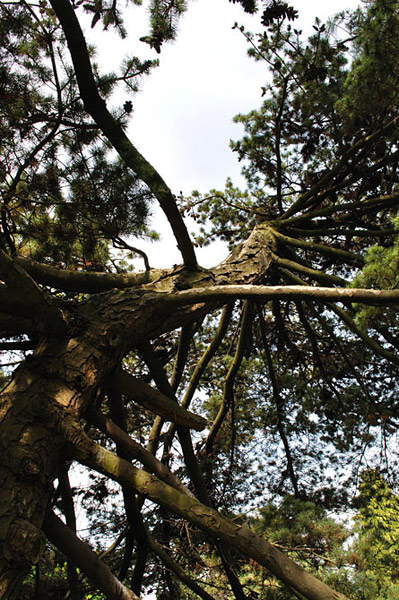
<box><xmin>0</xmin><ymin>223</ymin><xmax>350</xmax><ymax>599</ymax></box>
<box><xmin>0</xmin><ymin>224</ymin><xmax>277</xmax><ymax>597</ymax></box>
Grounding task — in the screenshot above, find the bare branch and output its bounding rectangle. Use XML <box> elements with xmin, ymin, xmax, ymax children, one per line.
<box><xmin>165</xmin><ymin>284</ymin><xmax>399</xmax><ymax>308</ymax></box>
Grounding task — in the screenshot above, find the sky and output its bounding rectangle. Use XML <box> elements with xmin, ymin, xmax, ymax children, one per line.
<box><xmin>87</xmin><ymin>0</ymin><xmax>362</xmax><ymax>268</ymax></box>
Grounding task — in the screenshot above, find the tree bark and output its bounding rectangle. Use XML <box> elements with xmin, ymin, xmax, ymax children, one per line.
<box><xmin>0</xmin><ymin>224</ymin><xmax>347</xmax><ymax>599</ymax></box>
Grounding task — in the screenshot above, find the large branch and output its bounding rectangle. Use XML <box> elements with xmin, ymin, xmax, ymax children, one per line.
<box><xmin>164</xmin><ymin>284</ymin><xmax>399</xmax><ymax>307</ymax></box>
<box><xmin>113</xmin><ymin>369</ymin><xmax>208</xmax><ymax>430</ymax></box>
<box><xmin>15</xmin><ymin>257</ymin><xmax>165</xmax><ymax>292</ymax></box>
<box><xmin>42</xmin><ymin>510</ymin><xmax>139</xmax><ymax>600</ymax></box>
<box><xmin>49</xmin><ymin>0</ymin><xmax>197</xmax><ymax>269</ymax></box>
<box><xmin>68</xmin><ymin>424</ymin><xmax>348</xmax><ymax>600</ymax></box>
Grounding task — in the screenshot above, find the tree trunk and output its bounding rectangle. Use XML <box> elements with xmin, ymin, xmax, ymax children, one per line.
<box><xmin>0</xmin><ymin>225</ymin><xmax>347</xmax><ymax>599</ymax></box>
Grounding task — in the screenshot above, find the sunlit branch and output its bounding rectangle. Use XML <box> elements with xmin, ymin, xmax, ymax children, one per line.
<box><xmin>165</xmin><ymin>284</ymin><xmax>399</xmax><ymax>307</ymax></box>
<box><xmin>273</xmin><ymin>229</ymin><xmax>362</xmax><ymax>266</ymax></box>
<box><xmin>274</xmin><ymin>255</ymin><xmax>347</xmax><ymax>286</ymax></box>
<box><xmin>112</xmin><ymin>236</ymin><xmax>151</xmax><ymax>271</ymax></box>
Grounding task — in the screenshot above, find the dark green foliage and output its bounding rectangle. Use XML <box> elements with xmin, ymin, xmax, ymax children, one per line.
<box><xmin>229</xmin><ymin>0</ymin><xmax>257</xmax><ymax>13</ymax></box>
<box><xmin>0</xmin><ymin>0</ymin><xmax>157</xmax><ymax>268</ymax></box>
<box><xmin>261</xmin><ymin>1</ymin><xmax>298</xmax><ymax>26</ymax></box>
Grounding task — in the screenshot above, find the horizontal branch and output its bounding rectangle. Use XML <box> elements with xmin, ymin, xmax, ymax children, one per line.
<box><xmin>164</xmin><ymin>284</ymin><xmax>399</xmax><ymax>307</ymax></box>
<box><xmin>15</xmin><ymin>257</ymin><xmax>165</xmax><ymax>293</ymax></box>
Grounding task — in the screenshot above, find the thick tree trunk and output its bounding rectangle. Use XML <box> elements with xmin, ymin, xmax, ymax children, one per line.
<box><xmin>0</xmin><ymin>225</ymin><xmax>347</xmax><ymax>599</ymax></box>
<box><xmin>0</xmin><ymin>224</ymin><xmax>275</xmax><ymax>597</ymax></box>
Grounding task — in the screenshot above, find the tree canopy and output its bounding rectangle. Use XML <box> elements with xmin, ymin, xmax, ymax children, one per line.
<box><xmin>2</xmin><ymin>0</ymin><xmax>399</xmax><ymax>599</ymax></box>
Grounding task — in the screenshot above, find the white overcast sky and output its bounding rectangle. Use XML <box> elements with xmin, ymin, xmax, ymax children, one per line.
<box><xmin>87</xmin><ymin>0</ymin><xmax>362</xmax><ymax>268</ymax></box>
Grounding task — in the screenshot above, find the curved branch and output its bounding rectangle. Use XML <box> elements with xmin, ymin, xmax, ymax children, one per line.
<box><xmin>49</xmin><ymin>0</ymin><xmax>197</xmax><ymax>269</ymax></box>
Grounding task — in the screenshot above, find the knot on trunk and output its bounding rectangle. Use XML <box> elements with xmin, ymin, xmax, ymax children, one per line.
<box><xmin>4</xmin><ymin>519</ymin><xmax>46</xmax><ymax>565</ymax></box>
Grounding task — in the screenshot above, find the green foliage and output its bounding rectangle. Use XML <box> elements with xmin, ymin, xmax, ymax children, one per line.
<box><xmin>351</xmin><ymin>218</ymin><xmax>399</xmax><ymax>327</ymax></box>
<box><xmin>344</xmin><ymin>470</ymin><xmax>399</xmax><ymax>599</ymax></box>
<box><xmin>0</xmin><ymin>0</ymin><xmax>159</xmax><ymax>270</ymax></box>
<box><xmin>337</xmin><ymin>0</ymin><xmax>399</xmax><ymax>133</ymax></box>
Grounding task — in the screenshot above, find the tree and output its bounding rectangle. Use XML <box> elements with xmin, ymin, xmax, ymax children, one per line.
<box><xmin>1</xmin><ymin>0</ymin><xmax>399</xmax><ymax>598</ymax></box>
<box><xmin>346</xmin><ymin>469</ymin><xmax>399</xmax><ymax>599</ymax></box>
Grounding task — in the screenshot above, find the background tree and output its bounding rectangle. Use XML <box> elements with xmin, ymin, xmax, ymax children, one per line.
<box><xmin>2</xmin><ymin>1</ymin><xmax>399</xmax><ymax>599</ymax></box>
